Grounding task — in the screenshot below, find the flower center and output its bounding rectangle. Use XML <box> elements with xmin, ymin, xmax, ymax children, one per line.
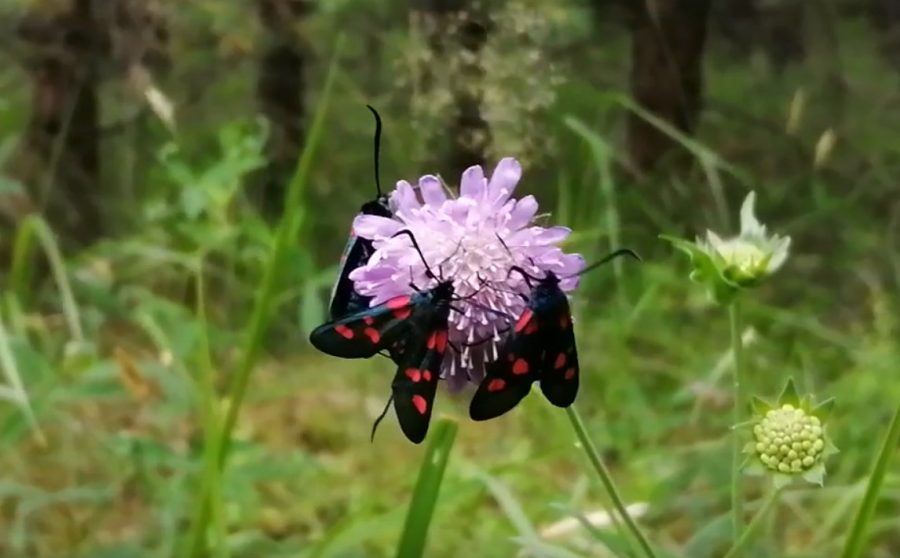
<box><xmin>753</xmin><ymin>404</ymin><xmax>824</xmax><ymax>473</ymax></box>
<box><xmin>715</xmin><ymin>239</ymin><xmax>767</xmax><ymax>273</ymax></box>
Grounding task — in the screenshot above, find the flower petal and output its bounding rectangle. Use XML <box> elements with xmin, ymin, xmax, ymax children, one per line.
<box><xmin>419</xmin><ymin>175</ymin><xmax>446</xmax><ymax>206</ymax></box>
<box><xmin>460</xmin><ymin>165</ymin><xmax>487</xmax><ymax>199</ymax></box>
<box><xmin>523</xmin><ymin>225</ymin><xmax>571</xmax><ymax>246</ymax></box>
<box><xmin>739</xmin><ymin>191</ymin><xmax>766</xmax><ymax>237</ymax></box>
<box><xmin>507</xmin><ymin>195</ymin><xmax>538</xmax><ymax>229</ymax></box>
<box><xmin>487</xmin><ymin>158</ymin><xmax>522</xmax><ymax>205</ymax></box>
<box><xmin>352</xmin><ymin>214</ymin><xmax>402</xmax><ymax>239</ymax></box>
<box><xmin>390</xmin><ymin>180</ymin><xmax>420</xmax><ymax>212</ymax></box>
<box><xmin>767</xmin><ymin>236</ymin><xmax>791</xmax><ymax>272</ymax></box>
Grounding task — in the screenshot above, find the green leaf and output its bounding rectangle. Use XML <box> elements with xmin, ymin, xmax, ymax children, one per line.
<box><xmin>750</xmin><ymin>396</ymin><xmax>771</xmax><ymax>416</ymax></box>
<box><xmin>840</xmin><ymin>405</ymin><xmax>900</xmax><ymax>558</ymax></box>
<box><xmin>812</xmin><ymin>397</ymin><xmax>836</xmax><ymax>420</ymax></box>
<box><xmin>801</xmin><ymin>463</ymin><xmax>825</xmax><ymax>486</ymax></box>
<box><xmin>776</xmin><ymin>378</ymin><xmax>800</xmax><ymax>407</ymax></box>
<box><xmin>395</xmin><ymin>418</ymin><xmax>458</xmax><ymax>558</ymax></box>
<box><xmin>772</xmin><ymin>473</ymin><xmax>793</xmax><ymax>490</ymax></box>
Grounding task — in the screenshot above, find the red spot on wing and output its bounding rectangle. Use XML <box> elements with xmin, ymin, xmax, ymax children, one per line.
<box><xmin>393</xmin><ymin>307</ymin><xmax>412</xmax><ymax>319</ymax></box>
<box><xmin>387</xmin><ymin>296</ymin><xmax>411</xmax><ymax>309</ymax></box>
<box><xmin>364</xmin><ymin>316</ymin><xmax>375</xmax><ymax>325</ymax></box>
<box><xmin>514</xmin><ymin>309</ymin><xmax>534</xmax><ymax>333</ymax></box>
<box><xmin>405</xmin><ymin>368</ymin><xmax>421</xmax><ymax>382</ymax></box>
<box><xmin>564</xmin><ymin>368</ymin><xmax>576</xmax><ymax>380</ymax></box>
<box><xmin>554</xmin><ymin>353</ymin><xmax>566</xmax><ymax>369</ymax></box>
<box><xmin>412</xmin><ymin>395</ymin><xmax>428</xmax><ymax>415</ymax></box>
<box><xmin>512</xmin><ymin>358</ymin><xmax>529</xmax><ymax>375</ymax></box>
<box><xmin>427</xmin><ymin>330</ymin><xmax>448</xmax><ymax>352</ymax></box>
<box><xmin>524</xmin><ymin>322</ymin><xmax>539</xmax><ymax>335</ymax></box>
<box><xmin>335</xmin><ymin>324</ymin><xmax>354</xmax><ymax>339</ymax></box>
<box><xmin>434</xmin><ymin>330</ymin><xmax>448</xmax><ymax>352</ymax></box>
<box><xmin>487</xmin><ymin>378</ymin><xmax>506</xmax><ymax>392</ymax></box>
<box><xmin>423</xmin><ymin>370</ymin><xmax>433</xmax><ymax>382</ymax></box>
<box><xmin>364</xmin><ymin>327</ymin><xmax>381</xmax><ymax>343</ymax></box>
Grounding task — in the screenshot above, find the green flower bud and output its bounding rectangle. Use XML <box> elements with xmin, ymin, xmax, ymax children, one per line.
<box><xmin>752</xmin><ymin>404</ymin><xmax>826</xmax><ymax>476</ymax></box>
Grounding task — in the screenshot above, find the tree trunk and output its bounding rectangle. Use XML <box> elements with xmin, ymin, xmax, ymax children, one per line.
<box><xmin>256</xmin><ymin>0</ymin><xmax>310</xmax><ymax>218</ymax></box>
<box><xmin>12</xmin><ymin>0</ymin><xmax>105</xmax><ymax>246</ymax></box>
<box><xmin>626</xmin><ymin>0</ymin><xmax>711</xmax><ymax>172</ymax></box>
<box><xmin>869</xmin><ymin>0</ymin><xmax>900</xmax><ymax>73</ymax></box>
<box><xmin>412</xmin><ymin>0</ymin><xmax>490</xmax><ymax>179</ymax></box>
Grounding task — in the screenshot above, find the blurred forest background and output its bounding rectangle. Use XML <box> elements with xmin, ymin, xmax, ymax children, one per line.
<box><xmin>1</xmin><ymin>0</ymin><xmax>900</xmax><ymax>557</ymax></box>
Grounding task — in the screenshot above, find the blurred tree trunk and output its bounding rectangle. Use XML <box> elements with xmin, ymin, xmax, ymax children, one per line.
<box><xmin>412</xmin><ymin>0</ymin><xmax>490</xmax><ymax>179</ymax></box>
<box><xmin>12</xmin><ymin>0</ymin><xmax>105</xmax><ymax>246</ymax></box>
<box><xmin>869</xmin><ymin>0</ymin><xmax>900</xmax><ymax>73</ymax></box>
<box><xmin>256</xmin><ymin>0</ymin><xmax>310</xmax><ymax>218</ymax></box>
<box><xmin>711</xmin><ymin>0</ymin><xmax>805</xmax><ymax>72</ymax></box>
<box><xmin>626</xmin><ymin>0</ymin><xmax>711</xmax><ymax>172</ymax></box>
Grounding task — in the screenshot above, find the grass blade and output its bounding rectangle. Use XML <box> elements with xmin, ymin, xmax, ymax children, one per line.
<box><xmin>186</xmin><ymin>36</ymin><xmax>344</xmax><ymax>557</ymax></box>
<box><xmin>10</xmin><ymin>215</ymin><xmax>84</xmax><ymax>342</ymax></box>
<box><xmin>839</xmin><ymin>404</ymin><xmax>900</xmax><ymax>558</ymax></box>
<box><xmin>395</xmin><ymin>418</ymin><xmax>458</xmax><ymax>558</ymax></box>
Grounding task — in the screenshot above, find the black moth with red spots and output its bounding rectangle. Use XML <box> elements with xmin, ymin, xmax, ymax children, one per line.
<box><xmin>328</xmin><ymin>105</ymin><xmax>393</xmax><ymax>320</ymax></box>
<box><xmin>469</xmin><ymin>270</ymin><xmax>579</xmax><ymax>421</ymax></box>
<box><xmin>469</xmin><ymin>248</ymin><xmax>639</xmax><ymax>421</ymax></box>
<box><xmin>310</xmin><ymin>230</ymin><xmax>458</xmax><ymax>444</ymax></box>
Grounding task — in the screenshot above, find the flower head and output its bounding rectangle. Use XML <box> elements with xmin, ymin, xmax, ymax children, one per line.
<box><xmin>743</xmin><ymin>379</ymin><xmax>837</xmax><ymax>488</ymax></box>
<box><xmin>349</xmin><ymin>158</ymin><xmax>584</xmax><ymax>390</ymax></box>
<box><xmin>662</xmin><ymin>192</ymin><xmax>790</xmax><ymax>305</ymax></box>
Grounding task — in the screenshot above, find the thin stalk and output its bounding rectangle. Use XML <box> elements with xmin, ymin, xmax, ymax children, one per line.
<box><xmin>730</xmin><ymin>300</ymin><xmax>745</xmax><ymax>549</ymax></box>
<box><xmin>395</xmin><ymin>419</ymin><xmax>458</xmax><ymax>558</ymax></box>
<box><xmin>722</xmin><ymin>488</ymin><xmax>782</xmax><ymax>558</ymax></box>
<box><xmin>185</xmin><ymin>37</ymin><xmax>343</xmax><ymax>557</ymax></box>
<box><xmin>840</xmin><ymin>404</ymin><xmax>900</xmax><ymax>558</ymax></box>
<box><xmin>565</xmin><ymin>405</ymin><xmax>656</xmax><ymax>558</ymax></box>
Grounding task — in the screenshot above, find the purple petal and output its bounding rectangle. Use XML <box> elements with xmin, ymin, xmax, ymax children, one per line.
<box><xmin>419</xmin><ymin>175</ymin><xmax>446</xmax><ymax>206</ymax></box>
<box><xmin>487</xmin><ymin>158</ymin><xmax>522</xmax><ymax>205</ymax></box>
<box><xmin>460</xmin><ymin>165</ymin><xmax>487</xmax><ymax>199</ymax></box>
<box><xmin>509</xmin><ymin>225</ymin><xmax>571</xmax><ymax>246</ymax></box>
<box><xmin>507</xmin><ymin>195</ymin><xmax>538</xmax><ymax>229</ymax></box>
<box><xmin>353</xmin><ymin>214</ymin><xmax>402</xmax><ymax>239</ymax></box>
<box><xmin>391</xmin><ymin>180</ymin><xmax>420</xmax><ymax>212</ymax></box>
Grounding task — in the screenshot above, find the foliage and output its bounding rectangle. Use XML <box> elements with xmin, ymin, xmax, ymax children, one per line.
<box><xmin>1</xmin><ymin>2</ymin><xmax>900</xmax><ymax>558</ymax></box>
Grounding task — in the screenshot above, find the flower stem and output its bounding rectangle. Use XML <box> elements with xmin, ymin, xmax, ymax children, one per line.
<box><xmin>565</xmin><ymin>405</ymin><xmax>656</xmax><ymax>558</ymax></box>
<box><xmin>730</xmin><ymin>300</ymin><xmax>745</xmax><ymax>550</ymax></box>
<box><xmin>840</xmin><ymin>403</ymin><xmax>900</xmax><ymax>558</ymax></box>
<box><xmin>722</xmin><ymin>488</ymin><xmax>782</xmax><ymax>558</ymax></box>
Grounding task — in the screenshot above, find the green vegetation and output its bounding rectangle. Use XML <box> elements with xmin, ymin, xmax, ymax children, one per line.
<box><xmin>1</xmin><ymin>2</ymin><xmax>899</xmax><ymax>557</ymax></box>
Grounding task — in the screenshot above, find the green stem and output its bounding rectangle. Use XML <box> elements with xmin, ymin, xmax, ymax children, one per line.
<box><xmin>185</xmin><ymin>37</ymin><xmax>343</xmax><ymax>557</ymax></box>
<box><xmin>395</xmin><ymin>419</ymin><xmax>458</xmax><ymax>558</ymax></box>
<box><xmin>722</xmin><ymin>488</ymin><xmax>782</xmax><ymax>558</ymax></box>
<box><xmin>840</xmin><ymin>403</ymin><xmax>900</xmax><ymax>558</ymax></box>
<box><xmin>565</xmin><ymin>405</ymin><xmax>656</xmax><ymax>558</ymax></box>
<box><xmin>730</xmin><ymin>300</ymin><xmax>745</xmax><ymax>549</ymax></box>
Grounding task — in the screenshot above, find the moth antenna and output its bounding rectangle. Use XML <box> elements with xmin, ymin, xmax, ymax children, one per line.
<box><xmin>506</xmin><ymin>265</ymin><xmax>539</xmax><ymax>288</ymax></box>
<box><xmin>495</xmin><ymin>233</ymin><xmax>514</xmax><ymax>257</ymax></box>
<box><xmin>573</xmin><ymin>248</ymin><xmax>641</xmax><ymax>278</ymax></box>
<box><xmin>370</xmin><ymin>394</ymin><xmax>394</xmax><ymax>443</ymax></box>
<box><xmin>437</xmin><ymin>239</ymin><xmax>464</xmax><ymax>275</ymax></box>
<box><xmin>393</xmin><ymin>229</ymin><xmax>436</xmax><ymax>279</ymax></box>
<box><xmin>366</xmin><ymin>105</ymin><xmax>384</xmax><ymax>198</ymax></box>
<box><xmin>479</xmin><ymin>278</ymin><xmax>530</xmax><ymax>302</ymax></box>
<box><xmin>459</xmin><ymin>299</ymin><xmax>516</xmax><ymax>320</ymax></box>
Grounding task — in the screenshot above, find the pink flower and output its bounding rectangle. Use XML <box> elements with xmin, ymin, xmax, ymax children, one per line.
<box><xmin>349</xmin><ymin>158</ymin><xmax>584</xmax><ymax>390</ymax></box>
